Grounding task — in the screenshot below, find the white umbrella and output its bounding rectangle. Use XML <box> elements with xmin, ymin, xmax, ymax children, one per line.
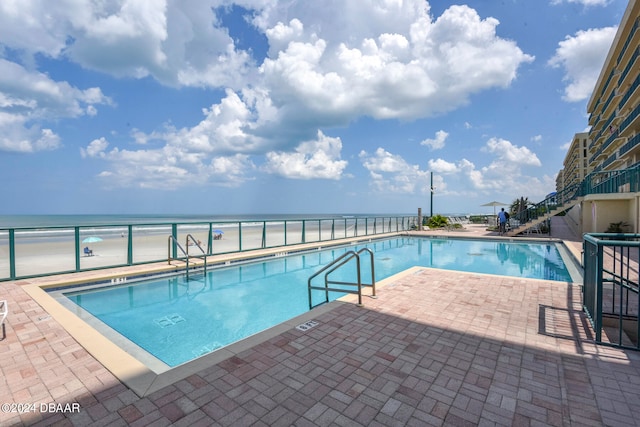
<box><xmin>481</xmin><ymin>201</ymin><xmax>509</xmax><ymax>216</ymax></box>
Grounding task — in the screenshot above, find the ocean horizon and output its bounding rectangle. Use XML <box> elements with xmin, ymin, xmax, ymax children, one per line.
<box><xmin>0</xmin><ymin>213</ymin><xmax>430</xmax><ymax>229</ymax></box>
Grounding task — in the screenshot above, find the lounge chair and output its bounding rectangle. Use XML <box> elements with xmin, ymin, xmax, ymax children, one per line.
<box><xmin>84</xmin><ymin>246</ymin><xmax>94</xmax><ymax>256</ymax></box>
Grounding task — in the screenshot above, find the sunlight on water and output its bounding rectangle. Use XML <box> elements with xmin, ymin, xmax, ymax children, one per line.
<box><xmin>64</xmin><ymin>236</ymin><xmax>571</xmax><ymax>366</ymax></box>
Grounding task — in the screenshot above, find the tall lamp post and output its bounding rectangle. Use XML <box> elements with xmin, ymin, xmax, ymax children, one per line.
<box><xmin>430</xmin><ymin>172</ymin><xmax>434</xmax><ymax>217</ymax></box>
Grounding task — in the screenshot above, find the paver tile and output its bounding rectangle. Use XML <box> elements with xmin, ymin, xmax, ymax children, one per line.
<box><xmin>3</xmin><ymin>220</ymin><xmax>640</xmax><ymax>425</ymax></box>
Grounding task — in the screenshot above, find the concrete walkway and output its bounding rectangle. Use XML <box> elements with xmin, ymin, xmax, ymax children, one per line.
<box><xmin>3</xmin><ymin>218</ymin><xmax>640</xmax><ymax>426</ymax></box>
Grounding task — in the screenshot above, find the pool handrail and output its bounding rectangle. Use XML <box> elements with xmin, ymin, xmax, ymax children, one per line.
<box><xmin>308</xmin><ymin>247</ymin><xmax>376</xmax><ymax>309</ymax></box>
<box><xmin>168</xmin><ymin>235</ymin><xmax>207</xmax><ymax>281</ymax></box>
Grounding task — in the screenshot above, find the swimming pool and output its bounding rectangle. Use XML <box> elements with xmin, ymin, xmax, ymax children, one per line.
<box><xmin>56</xmin><ymin>236</ymin><xmax>575</xmax><ymax>367</ymax></box>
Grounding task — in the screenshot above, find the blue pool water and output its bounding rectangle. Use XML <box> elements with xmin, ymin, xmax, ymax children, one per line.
<box><xmin>62</xmin><ymin>237</ymin><xmax>573</xmax><ymax>367</ymax></box>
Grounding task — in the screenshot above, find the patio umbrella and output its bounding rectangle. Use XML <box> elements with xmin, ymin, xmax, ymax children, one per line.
<box><xmin>481</xmin><ymin>201</ymin><xmax>509</xmax><ymax>216</ymax></box>
<box><xmin>213</xmin><ymin>229</ymin><xmax>224</xmax><ymax>235</ymax></box>
<box><xmin>82</xmin><ymin>236</ymin><xmax>103</xmax><ymax>243</ymax></box>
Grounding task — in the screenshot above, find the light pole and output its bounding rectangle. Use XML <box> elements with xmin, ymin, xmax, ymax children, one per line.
<box><xmin>430</xmin><ymin>172</ymin><xmax>434</xmax><ymax>217</ymax></box>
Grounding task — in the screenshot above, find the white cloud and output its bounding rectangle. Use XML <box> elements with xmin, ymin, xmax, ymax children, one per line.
<box><xmin>421</xmin><ymin>137</ymin><xmax>545</xmax><ymax>198</ymax></box>
<box><xmin>361</xmin><ymin>147</ymin><xmax>410</xmax><ymax>173</ymax></box>
<box><xmin>256</xmin><ymin>2</ymin><xmax>533</xmax><ymax>127</ymax></box>
<box><xmin>79</xmin><ymin>88</ymin><xmax>271</xmax><ymax>187</ymax></box>
<box><xmin>421</xmin><ymin>130</ymin><xmax>448</xmax><ymax>150</ymax></box>
<box><xmin>0</xmin><ymin>59</ymin><xmax>112</xmax><ymax>118</ymax></box>
<box><xmin>0</xmin><ymin>1</ymin><xmax>252</xmax><ymax>89</ymax></box>
<box><xmin>0</xmin><ymin>111</ymin><xmax>61</xmax><ymax>152</ymax></box>
<box><xmin>461</xmin><ymin>138</ymin><xmax>542</xmax><ymax>194</ymax></box>
<box><xmin>81</xmin><ymin>137</ymin><xmax>256</xmax><ymax>189</ymax></box>
<box><xmin>207</xmin><ymin>154</ymin><xmax>256</xmax><ymax>185</ymax></box>
<box><xmin>0</xmin><ymin>58</ymin><xmax>112</xmax><ymax>152</ymax></box>
<box><xmin>484</xmin><ymin>137</ymin><xmax>541</xmax><ymax>166</ymax></box>
<box><xmin>81</xmin><ymin>137</ymin><xmax>109</xmax><ymax>158</ymax></box>
<box><xmin>359</xmin><ymin>147</ymin><xmax>430</xmax><ymax>193</ymax></box>
<box><xmin>263</xmin><ymin>131</ymin><xmax>348</xmax><ymax>179</ymax></box>
<box><xmin>548</xmin><ymin>26</ymin><xmax>617</xmax><ymax>102</ymax></box>
<box><xmin>2</xmin><ymin>0</ymin><xmax>536</xmax><ymax>188</ymax></box>
<box><xmin>167</xmin><ymin>89</ymin><xmax>263</xmax><ymax>154</ymax></box>
<box><xmin>428</xmin><ymin>158</ymin><xmax>458</xmax><ymax>174</ymax></box>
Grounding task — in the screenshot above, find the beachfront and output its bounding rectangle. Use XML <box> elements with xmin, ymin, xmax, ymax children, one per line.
<box><xmin>0</xmin><ymin>216</ymin><xmax>415</xmax><ymax>280</ymax></box>
<box><xmin>3</xmin><ymin>217</ymin><xmax>640</xmax><ymax>426</ymax></box>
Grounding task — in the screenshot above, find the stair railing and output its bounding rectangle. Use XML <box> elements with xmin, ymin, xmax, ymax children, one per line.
<box><xmin>308</xmin><ymin>248</ymin><xmax>376</xmax><ymax>309</ymax></box>
<box><xmin>168</xmin><ymin>234</ymin><xmax>207</xmax><ymax>281</ymax></box>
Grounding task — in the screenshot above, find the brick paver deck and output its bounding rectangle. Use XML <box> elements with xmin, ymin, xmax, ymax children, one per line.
<box><xmin>3</xmin><ymin>218</ymin><xmax>640</xmax><ymax>426</ymax></box>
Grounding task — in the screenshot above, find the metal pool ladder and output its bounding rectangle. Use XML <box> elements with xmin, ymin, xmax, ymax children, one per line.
<box><xmin>308</xmin><ymin>248</ymin><xmax>376</xmax><ymax>309</ymax></box>
<box><xmin>168</xmin><ymin>234</ymin><xmax>207</xmax><ymax>281</ymax></box>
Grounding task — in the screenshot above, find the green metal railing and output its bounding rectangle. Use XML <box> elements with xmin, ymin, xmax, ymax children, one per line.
<box><xmin>513</xmin><ymin>163</ymin><xmax>640</xmax><ymax>227</ymax></box>
<box><xmin>511</xmin><ymin>182</ymin><xmax>581</xmax><ymax>227</ymax></box>
<box><xmin>0</xmin><ymin>216</ymin><xmax>418</xmax><ymax>281</ymax></box>
<box><xmin>583</xmin><ymin>233</ymin><xmax>640</xmax><ymax>350</ymax></box>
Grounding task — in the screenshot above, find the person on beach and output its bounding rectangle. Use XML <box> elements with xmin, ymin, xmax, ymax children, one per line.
<box><xmin>498</xmin><ymin>208</ymin><xmax>508</xmax><ymax>235</ymax></box>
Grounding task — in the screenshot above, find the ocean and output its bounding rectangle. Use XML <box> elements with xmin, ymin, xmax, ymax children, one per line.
<box><xmin>0</xmin><ymin>213</ymin><xmax>416</xmax><ymax>229</ymax></box>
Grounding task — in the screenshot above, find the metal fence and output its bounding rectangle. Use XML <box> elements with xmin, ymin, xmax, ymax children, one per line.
<box><xmin>514</xmin><ymin>162</ymin><xmax>640</xmax><ymax>226</ymax></box>
<box><xmin>0</xmin><ymin>216</ymin><xmax>418</xmax><ymax>281</ymax></box>
<box><xmin>583</xmin><ymin>233</ymin><xmax>640</xmax><ymax>349</ymax></box>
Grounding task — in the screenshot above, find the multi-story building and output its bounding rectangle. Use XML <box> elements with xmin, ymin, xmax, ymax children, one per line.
<box><xmin>556</xmin><ymin>168</ymin><xmax>564</xmax><ymax>194</ymax></box>
<box><xmin>562</xmin><ymin>0</ymin><xmax>640</xmax><ymax>234</ymax></box>
<box><xmin>561</xmin><ymin>132</ymin><xmax>590</xmax><ymax>190</ymax></box>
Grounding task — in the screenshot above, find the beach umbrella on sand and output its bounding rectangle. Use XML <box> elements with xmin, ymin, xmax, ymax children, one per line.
<box><xmin>82</xmin><ymin>236</ymin><xmax>103</xmax><ymax>243</ymax></box>
<box><xmin>481</xmin><ymin>201</ymin><xmax>509</xmax><ymax>216</ymax></box>
<box><xmin>213</xmin><ymin>229</ymin><xmax>224</xmax><ymax>235</ymax></box>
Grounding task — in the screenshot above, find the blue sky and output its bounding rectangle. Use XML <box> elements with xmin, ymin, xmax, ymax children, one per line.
<box><xmin>0</xmin><ymin>0</ymin><xmax>628</xmax><ymax>216</ymax></box>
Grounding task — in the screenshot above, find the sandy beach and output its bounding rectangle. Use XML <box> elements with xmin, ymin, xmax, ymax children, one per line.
<box><xmin>0</xmin><ymin>218</ymin><xmax>405</xmax><ymax>279</ymax></box>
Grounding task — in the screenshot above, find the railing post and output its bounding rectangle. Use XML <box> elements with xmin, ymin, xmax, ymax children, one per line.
<box><xmin>595</xmin><ymin>242</ymin><xmax>604</xmax><ymax>343</ymax></box>
<box><xmin>302</xmin><ymin>220</ymin><xmax>306</xmax><ymax>244</ymax></box>
<box><xmin>127</xmin><ymin>225</ymin><xmax>133</xmax><ymax>265</ymax></box>
<box><xmin>171</xmin><ymin>224</ymin><xmax>178</xmax><ymax>259</ymax></box>
<box><xmin>239</xmin><ymin>222</ymin><xmax>243</xmax><ymax>251</ymax></box>
<box><xmin>207</xmin><ymin>223</ymin><xmax>213</xmax><ymax>255</ymax></box>
<box><xmin>8</xmin><ymin>229</ymin><xmax>15</xmax><ymax>280</ymax></box>
<box><xmin>262</xmin><ymin>221</ymin><xmax>266</xmax><ymax>248</ymax></box>
<box><xmin>75</xmin><ymin>227</ymin><xmax>81</xmax><ymax>272</ymax></box>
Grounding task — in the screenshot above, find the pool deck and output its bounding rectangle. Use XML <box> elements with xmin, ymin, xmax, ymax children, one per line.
<box><xmin>3</xmin><ymin>218</ymin><xmax>640</xmax><ymax>426</ymax></box>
